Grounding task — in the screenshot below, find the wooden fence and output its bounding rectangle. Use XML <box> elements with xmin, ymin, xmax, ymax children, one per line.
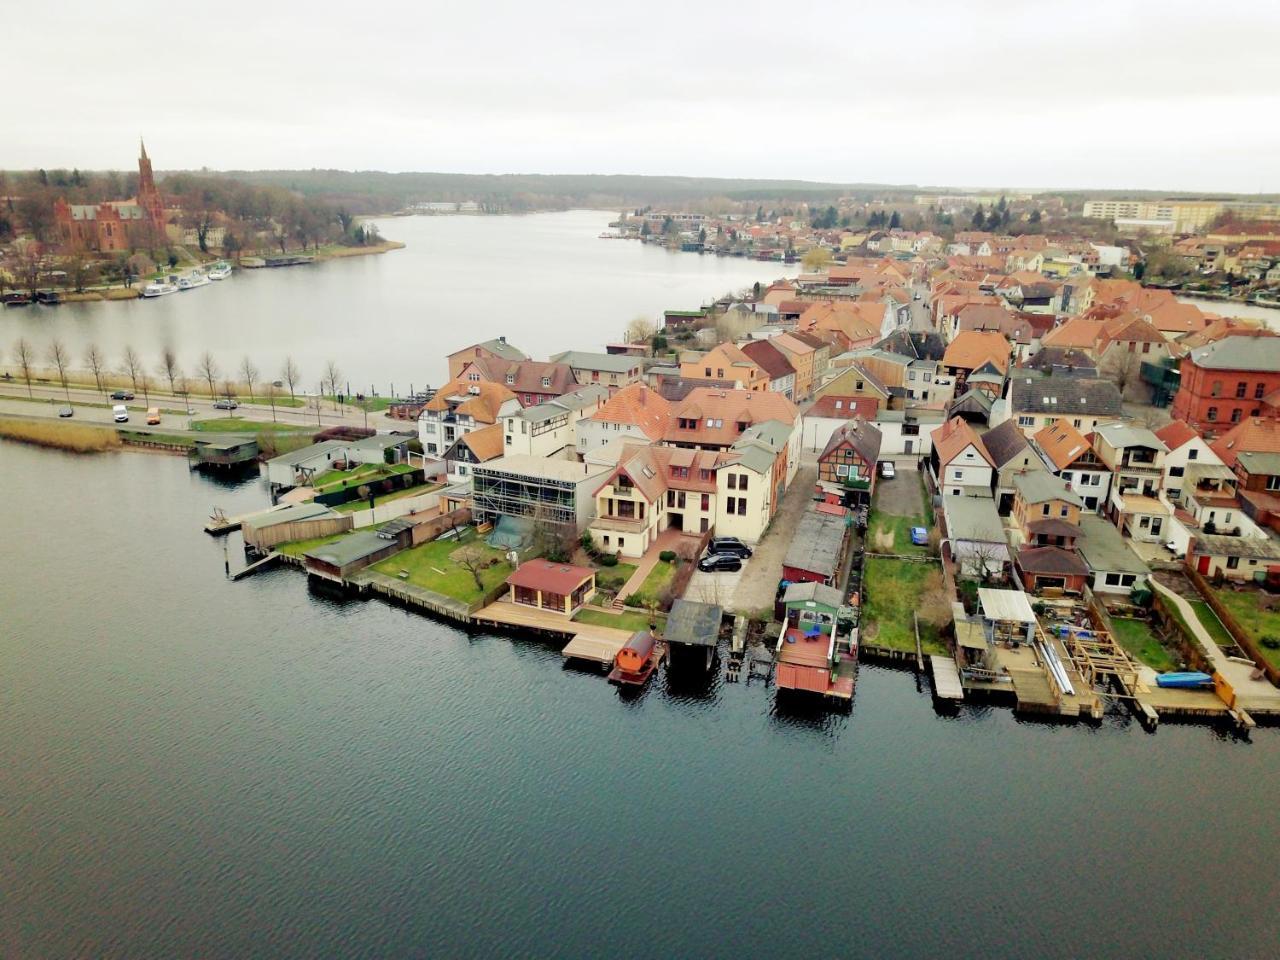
<box><xmin>1185</xmin><ymin>566</ymin><xmax>1280</xmax><ymax>684</ymax></box>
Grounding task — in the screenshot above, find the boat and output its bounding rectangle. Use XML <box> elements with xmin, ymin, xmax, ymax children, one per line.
<box><xmin>1155</xmin><ymin>671</ymin><xmax>1214</xmax><ymax>689</ymax></box>
<box><xmin>141</xmin><ymin>279</ymin><xmax>177</xmax><ymax>297</ymax></box>
<box><xmin>2</xmin><ymin>292</ymin><xmax>33</xmax><ymax>306</ymax></box>
<box><xmin>35</xmin><ymin>290</ymin><xmax>62</xmax><ymax>305</ymax></box>
<box><xmin>207</xmin><ymin>263</ymin><xmax>232</xmax><ymax>280</ymax></box>
<box><xmin>177</xmin><ymin>272</ymin><xmax>211</xmax><ymax>290</ymax></box>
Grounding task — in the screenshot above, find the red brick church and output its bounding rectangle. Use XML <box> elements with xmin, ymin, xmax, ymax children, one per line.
<box><xmin>54</xmin><ymin>140</ymin><xmax>169</xmax><ymax>252</ymax></box>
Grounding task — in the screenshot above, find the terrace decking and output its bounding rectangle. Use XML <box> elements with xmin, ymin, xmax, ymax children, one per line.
<box><xmin>472</xmin><ymin>599</ymin><xmax>631</xmax><ymax>666</ymax></box>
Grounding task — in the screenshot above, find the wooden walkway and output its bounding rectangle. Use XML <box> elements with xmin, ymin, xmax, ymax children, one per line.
<box><xmin>472</xmin><ymin>600</ymin><xmax>632</xmax><ymax>666</ymax></box>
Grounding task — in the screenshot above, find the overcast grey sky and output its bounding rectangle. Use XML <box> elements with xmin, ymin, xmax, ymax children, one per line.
<box><xmin>7</xmin><ymin>0</ymin><xmax>1278</xmax><ymax>192</ymax></box>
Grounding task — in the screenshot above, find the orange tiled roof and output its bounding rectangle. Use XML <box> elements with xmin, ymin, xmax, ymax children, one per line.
<box><xmin>456</xmin><ymin>422</ymin><xmax>504</xmax><ymax>461</ymax></box>
<box><xmin>1154</xmin><ymin>420</ymin><xmax>1199</xmax><ymax>452</ymax></box>
<box><xmin>1212</xmin><ymin>418</ymin><xmax>1280</xmax><ymax>469</ymax></box>
<box><xmin>666</xmin><ymin>387</ymin><xmax>798</xmax><ymax>447</ymax></box>
<box><xmin>932</xmin><ymin>416</ymin><xmax>994</xmax><ymax>468</ymax></box>
<box><xmin>424</xmin><ymin>377</ymin><xmax>517</xmax><ymax>424</ymax></box>
<box><xmin>1032</xmin><ymin>420</ymin><xmax>1093</xmax><ymax>471</ymax></box>
<box><xmin>942</xmin><ymin>330</ymin><xmax>1011</xmax><ymax>374</ymax></box>
<box><xmin>590</xmin><ymin>383</ymin><xmax>671</xmax><ymax>441</ymax></box>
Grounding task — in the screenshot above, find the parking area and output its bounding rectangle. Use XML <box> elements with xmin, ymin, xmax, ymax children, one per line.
<box><xmin>871</xmin><ymin>462</ymin><xmax>925</xmax><ymax>517</ymax></box>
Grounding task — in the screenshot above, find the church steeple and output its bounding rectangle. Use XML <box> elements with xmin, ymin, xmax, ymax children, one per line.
<box><xmin>140</xmin><ymin>137</ymin><xmax>148</xmax><ymax>162</ymax></box>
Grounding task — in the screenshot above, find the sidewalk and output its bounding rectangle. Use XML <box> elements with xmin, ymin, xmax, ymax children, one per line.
<box><xmin>617</xmin><ymin>528</ymin><xmax>694</xmax><ymax>601</ymax></box>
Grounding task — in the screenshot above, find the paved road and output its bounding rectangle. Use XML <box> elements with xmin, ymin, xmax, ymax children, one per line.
<box><xmin>0</xmin><ymin>379</ymin><xmax>378</xmax><ymax>431</ymax></box>
<box><xmin>730</xmin><ymin>465</ymin><xmax>817</xmax><ymax>614</ymax></box>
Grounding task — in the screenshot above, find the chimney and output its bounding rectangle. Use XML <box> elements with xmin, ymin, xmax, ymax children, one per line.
<box><xmin>498</xmin><ymin>335</ymin><xmax>506</xmax><ymax>344</ymax></box>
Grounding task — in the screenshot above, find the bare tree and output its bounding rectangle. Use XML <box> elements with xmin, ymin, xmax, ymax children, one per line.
<box><xmin>158</xmin><ymin>346</ymin><xmax>181</xmax><ymax>395</ymax></box>
<box><xmin>308</xmin><ymin>389</ymin><xmax>323</xmax><ymax>426</ymax></box>
<box><xmin>324</xmin><ymin>359</ymin><xmax>342</xmax><ymax>410</ymax></box>
<box><xmin>239</xmin><ymin>355</ymin><xmax>259</xmax><ymax>401</ymax></box>
<box><xmin>221</xmin><ymin>378</ymin><xmax>237</xmax><ymax>415</ymax></box>
<box><xmin>264</xmin><ymin>381</ymin><xmax>278</xmax><ymax>422</ymax></box>
<box><xmin>47</xmin><ymin>339</ymin><xmax>72</xmax><ymax>402</ymax></box>
<box><xmin>121</xmin><ymin>346</ymin><xmax>142</xmax><ymax>394</ymax></box>
<box><xmin>197</xmin><ymin>351</ymin><xmax>220</xmax><ymax>400</ymax></box>
<box><xmin>454</xmin><ymin>545</ymin><xmax>488</xmax><ymax>592</ymax></box>
<box><xmin>625</xmin><ymin>316</ymin><xmax>656</xmax><ymax>344</ymax></box>
<box><xmin>12</xmin><ymin>337</ymin><xmax>35</xmax><ymax>397</ymax></box>
<box><xmin>138</xmin><ymin>370</ymin><xmax>151</xmax><ymax>406</ymax></box>
<box><xmin>281</xmin><ymin>355</ymin><xmax>300</xmax><ymax>400</ymax></box>
<box><xmin>84</xmin><ymin>343</ymin><xmax>107</xmax><ymax>397</ymax></box>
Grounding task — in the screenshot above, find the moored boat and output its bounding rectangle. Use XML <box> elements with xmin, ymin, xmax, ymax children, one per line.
<box><xmin>207</xmin><ymin>263</ymin><xmax>232</xmax><ymax>280</ymax></box>
<box><xmin>142</xmin><ymin>279</ymin><xmax>177</xmax><ymax>297</ymax></box>
<box><xmin>1156</xmin><ymin>671</ymin><xmax>1214</xmax><ymax>689</ymax></box>
<box><xmin>177</xmin><ymin>272</ymin><xmax>211</xmax><ymax>290</ymax></box>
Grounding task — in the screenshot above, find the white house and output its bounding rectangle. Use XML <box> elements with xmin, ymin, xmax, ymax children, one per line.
<box><xmin>930</xmin><ymin>416</ymin><xmax>996</xmax><ymax>497</ymax></box>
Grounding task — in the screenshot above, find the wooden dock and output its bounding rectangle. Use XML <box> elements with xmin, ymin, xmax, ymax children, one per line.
<box><xmin>229</xmin><ymin>551</ymin><xmax>281</xmax><ymax>581</ymax></box>
<box><xmin>472</xmin><ymin>600</ymin><xmax>631</xmax><ymax>668</ymax></box>
<box><xmin>929</xmin><ymin>656</ymin><xmax>964</xmax><ymax>701</ymax></box>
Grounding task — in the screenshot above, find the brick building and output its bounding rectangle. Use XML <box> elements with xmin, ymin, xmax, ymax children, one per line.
<box><xmin>54</xmin><ymin>140</ymin><xmax>168</xmax><ymax>253</ymax></box>
<box><xmin>1170</xmin><ymin>336</ymin><xmax>1280</xmax><ymax>435</ymax></box>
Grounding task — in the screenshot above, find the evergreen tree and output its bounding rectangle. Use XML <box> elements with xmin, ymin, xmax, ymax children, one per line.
<box><xmin>997</xmin><ymin>195</ymin><xmax>1007</xmax><ymax>212</ymax></box>
<box><xmin>971</xmin><ymin>204</ymin><xmax>985</xmax><ymax>228</ymax></box>
<box><xmin>889</xmin><ymin>211</ymin><xmax>901</xmax><ymax>229</ymax></box>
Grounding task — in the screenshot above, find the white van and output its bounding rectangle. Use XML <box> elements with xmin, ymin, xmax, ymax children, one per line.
<box><xmin>112</xmin><ymin>404</ymin><xmax>129</xmax><ymax>423</ymax></box>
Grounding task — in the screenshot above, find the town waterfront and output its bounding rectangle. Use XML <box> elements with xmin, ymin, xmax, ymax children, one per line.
<box><xmin>2</xmin><ymin>211</ymin><xmax>795</xmax><ymax>391</ymax></box>
<box><xmin>3</xmin><ymin>439</ymin><xmax>1278</xmax><ymax>959</ymax></box>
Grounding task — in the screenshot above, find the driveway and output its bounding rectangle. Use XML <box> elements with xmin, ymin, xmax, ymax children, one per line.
<box><xmin>872</xmin><ymin>463</ymin><xmax>925</xmax><ymax>518</ymax></box>
<box><xmin>729</xmin><ymin>465</ymin><xmax>816</xmax><ymax>614</ymax></box>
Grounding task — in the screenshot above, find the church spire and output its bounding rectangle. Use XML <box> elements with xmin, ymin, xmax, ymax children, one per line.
<box><xmin>140</xmin><ymin>137</ymin><xmax>148</xmax><ymax>161</ymax></box>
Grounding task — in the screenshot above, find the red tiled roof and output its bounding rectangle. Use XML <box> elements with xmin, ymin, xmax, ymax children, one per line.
<box><xmin>808</xmin><ymin>395</ymin><xmax>880</xmax><ymax>420</ymax></box>
<box><xmin>591</xmin><ymin>383</ymin><xmax>672</xmax><ymax>441</ymax></box>
<box><xmin>932</xmin><ymin>416</ymin><xmax>994</xmax><ymax>468</ymax></box>
<box><xmin>506</xmin><ymin>559</ymin><xmax>595</xmax><ymax>594</ymax></box>
<box><xmin>1154</xmin><ymin>420</ymin><xmax>1199</xmax><ymax>451</ymax></box>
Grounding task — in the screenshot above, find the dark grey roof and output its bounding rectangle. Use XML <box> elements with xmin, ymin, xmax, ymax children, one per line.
<box><xmin>980</xmin><ymin>420</ymin><xmax>1030</xmax><ymax>468</ymax></box>
<box><xmin>663</xmin><ymin>599</ymin><xmax>723</xmax><ymax>647</ymax></box>
<box><xmin>874</xmin><ymin>329</ymin><xmax>947</xmax><ymax>362</ymax></box>
<box><xmin>1191</xmin><ymin>534</ymin><xmax>1280</xmax><ymax>562</ymax></box>
<box><xmin>819</xmin><ymin>419</ymin><xmax>882</xmax><ymax>466</ymax></box>
<box><xmin>304</xmin><ymin>531</ymin><xmax>391</xmax><ymax>567</ymax></box>
<box><xmin>1023</xmin><ymin>348</ymin><xmax>1098</xmax><ymax>377</ymax></box>
<box><xmin>1078</xmin><ymin>515</ymin><xmax>1150</xmax><ymax>575</ymax></box>
<box><xmin>947</xmin><ymin>389</ymin><xmax>994</xmax><ymax>420</ymax></box>
<box><xmin>1188</xmin><ymin>336</ymin><xmax>1280</xmax><ymax>372</ymax></box>
<box><xmin>783</xmin><ymin>508</ymin><xmax>848</xmax><ymax>578</ymax></box>
<box><xmin>1009</xmin><ymin>376</ymin><xmax>1123</xmax><ymax>417</ymax></box>
<box><xmin>657</xmin><ymin>377</ymin><xmax>735</xmax><ymax>401</ymax></box>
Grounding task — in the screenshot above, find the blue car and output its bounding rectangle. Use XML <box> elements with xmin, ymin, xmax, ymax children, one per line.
<box><xmin>910</xmin><ymin>527</ymin><xmax>928</xmax><ymax>546</ymax></box>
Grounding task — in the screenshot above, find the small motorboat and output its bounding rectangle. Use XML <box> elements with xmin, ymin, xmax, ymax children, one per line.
<box><xmin>1155</xmin><ymin>671</ymin><xmax>1214</xmax><ymax>689</ymax></box>
<box><xmin>207</xmin><ymin>263</ymin><xmax>232</xmax><ymax>280</ymax></box>
<box><xmin>142</xmin><ymin>279</ymin><xmax>177</xmax><ymax>297</ymax></box>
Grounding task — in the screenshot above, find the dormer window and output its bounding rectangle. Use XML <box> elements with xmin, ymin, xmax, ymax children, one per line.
<box><xmin>541</xmin><ymin>377</ymin><xmax>551</xmax><ymax>388</ymax></box>
<box><xmin>506</xmin><ymin>374</ymin><xmax>515</xmax><ymax>385</ymax></box>
<box><xmin>468</xmin><ymin>373</ymin><xmax>480</xmax><ymax>382</ymax></box>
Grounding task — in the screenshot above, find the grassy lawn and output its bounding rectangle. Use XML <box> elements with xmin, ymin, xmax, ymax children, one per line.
<box><xmin>862</xmin><ymin>557</ymin><xmax>947</xmax><ymax>655</ymax></box>
<box><xmin>330</xmin><ymin>482</ymin><xmax>436</xmax><ymax>514</ymax></box>
<box><xmin>1212</xmin><ymin>587</ymin><xmax>1280</xmax><ymax>669</ymax></box>
<box><xmin>1110</xmin><ymin>617</ymin><xmax>1178</xmax><ymax>672</ymax></box>
<box><xmin>190</xmin><ymin>417</ymin><xmax>306</xmax><ymax>433</ymax></box>
<box><xmin>867</xmin><ymin>512</ymin><xmax>929</xmax><ymax>556</ymax></box>
<box><xmin>241</xmin><ymin>395</ymin><xmax>306</xmax><ymax>408</ymax></box>
<box><xmin>1187</xmin><ymin>599</ymin><xmax>1236</xmax><ymax>649</ymax></box>
<box><xmin>593</xmin><ymin>562</ymin><xmax>637</xmax><ymax>594</ymax></box>
<box><xmin>574</xmin><ymin>607</ymin><xmax>666</xmax><ymax>634</ymax></box>
<box><xmin>323</xmin><ymin>394</ymin><xmax>393</xmax><ymax>412</ymax></box>
<box><xmin>370</xmin><ymin>535</ymin><xmax>511</xmax><ymax>604</ymax></box>
<box><xmin>313</xmin><ymin>462</ymin><xmax>414</xmax><ymax>492</ymax></box>
<box><xmin>628</xmin><ymin>559</ymin><xmax>678</xmax><ymax>603</ymax></box>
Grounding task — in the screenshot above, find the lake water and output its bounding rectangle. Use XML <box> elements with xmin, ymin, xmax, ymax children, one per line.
<box><xmin>4</xmin><ymin>211</ymin><xmax>793</xmax><ymax>393</ymax></box>
<box><xmin>3</xmin><ymin>440</ymin><xmax>1279</xmax><ymax>959</ymax></box>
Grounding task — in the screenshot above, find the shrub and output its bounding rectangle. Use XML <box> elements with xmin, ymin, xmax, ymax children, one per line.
<box><xmin>599</xmin><ymin>553</ymin><xmax>619</xmax><ymax>567</ymax></box>
<box><xmin>659</xmin><ymin>550</ymin><xmax>677</xmax><ymax>563</ymax></box>
<box><xmin>624</xmin><ymin>594</ymin><xmax>646</xmax><ymax>608</ymax></box>
<box><xmin>1262</xmin><ymin>635</ymin><xmax>1280</xmax><ymax>650</ymax></box>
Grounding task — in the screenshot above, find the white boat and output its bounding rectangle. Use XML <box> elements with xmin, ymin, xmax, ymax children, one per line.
<box><xmin>177</xmin><ymin>273</ymin><xmax>211</xmax><ymax>290</ymax></box>
<box><xmin>207</xmin><ymin>263</ymin><xmax>232</xmax><ymax>280</ymax></box>
<box><xmin>142</xmin><ymin>280</ymin><xmax>177</xmax><ymax>297</ymax></box>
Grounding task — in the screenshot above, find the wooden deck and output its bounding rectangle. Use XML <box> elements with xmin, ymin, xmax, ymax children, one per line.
<box><xmin>472</xmin><ymin>600</ymin><xmax>631</xmax><ymax>666</ymax></box>
<box><xmin>929</xmin><ymin>656</ymin><xmax>964</xmax><ymax>701</ymax></box>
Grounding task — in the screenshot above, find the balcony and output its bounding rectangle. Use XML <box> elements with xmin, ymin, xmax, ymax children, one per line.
<box><xmin>612</xmin><ymin>484</ymin><xmax>637</xmax><ymax>497</ymax></box>
<box><xmin>591</xmin><ymin>514</ymin><xmax>647</xmax><ymax>532</ymax></box>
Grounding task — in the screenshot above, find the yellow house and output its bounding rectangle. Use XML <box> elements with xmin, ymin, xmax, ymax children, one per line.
<box><xmin>505</xmin><ymin>559</ymin><xmax>597</xmax><ymax>615</ymax></box>
<box><xmin>679</xmin><ymin>343</ymin><xmax>770</xmax><ymax>391</ymax></box>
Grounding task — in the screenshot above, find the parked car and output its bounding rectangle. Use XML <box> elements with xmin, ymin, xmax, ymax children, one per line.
<box><xmin>879</xmin><ymin>460</ymin><xmax>896</xmax><ymax>479</ymax></box>
<box><xmin>110</xmin><ymin>390</ymin><xmax>135</xmax><ymax>401</ymax></box>
<box><xmin>213</xmin><ymin>398</ymin><xmax>239</xmax><ymax>410</ymax></box>
<box><xmin>697</xmin><ymin>553</ymin><xmax>743</xmax><ymax>573</ymax></box>
<box><xmin>112</xmin><ymin>404</ymin><xmax>129</xmax><ymax>423</ymax></box>
<box><xmin>57</xmin><ymin>405</ymin><xmax>74</xmax><ymax>418</ymax></box>
<box><xmin>708</xmin><ymin>536</ymin><xmax>753</xmax><ymax>559</ymax></box>
<box><xmin>146</xmin><ymin>407</ymin><xmax>161</xmax><ymax>425</ymax></box>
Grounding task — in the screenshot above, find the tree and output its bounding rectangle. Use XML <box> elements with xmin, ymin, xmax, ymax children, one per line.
<box><xmin>221</xmin><ymin>378</ymin><xmax>237</xmax><ymax>413</ymax></box>
<box><xmin>239</xmin><ymin>355</ymin><xmax>259</xmax><ymax>401</ymax></box>
<box><xmin>454</xmin><ymin>545</ymin><xmax>488</xmax><ymax>592</ymax></box>
<box><xmin>281</xmin><ymin>355</ymin><xmax>300</xmax><ymax>400</ymax></box>
<box><xmin>12</xmin><ymin>337</ymin><xmax>35</xmax><ymax>397</ymax></box>
<box><xmin>625</xmin><ymin>317</ymin><xmax>655</xmax><ymax>344</ymax></box>
<box><xmin>158</xmin><ymin>347</ymin><xmax>181</xmax><ymax>395</ymax></box>
<box><xmin>264</xmin><ymin>382</ymin><xmax>278</xmax><ymax>422</ymax></box>
<box><xmin>197</xmin><ymin>351</ymin><xmax>220</xmax><ymax>399</ymax></box>
<box><xmin>801</xmin><ymin>246</ymin><xmax>833</xmax><ymax>272</ymax></box>
<box><xmin>971</xmin><ymin>204</ymin><xmax>985</xmax><ymax>229</ymax></box>
<box><xmin>323</xmin><ymin>360</ymin><xmax>343</xmax><ymax>409</ymax></box>
<box><xmin>120</xmin><ymin>346</ymin><xmax>142</xmax><ymax>394</ymax></box>
<box><xmin>47</xmin><ymin>340</ymin><xmax>72</xmax><ymax>402</ymax></box>
<box><xmin>889</xmin><ymin>210</ymin><xmax>901</xmax><ymax>229</ymax></box>
<box><xmin>84</xmin><ymin>343</ymin><xmax>107</xmax><ymax>397</ymax></box>
<box><xmin>138</xmin><ymin>370</ymin><xmax>151</xmax><ymax>405</ymax></box>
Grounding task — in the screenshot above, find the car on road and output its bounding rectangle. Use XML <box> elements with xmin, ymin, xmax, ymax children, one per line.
<box><xmin>110</xmin><ymin>390</ymin><xmax>135</xmax><ymax>401</ymax></box>
<box><xmin>146</xmin><ymin>407</ymin><xmax>161</xmax><ymax>425</ymax></box>
<box><xmin>708</xmin><ymin>536</ymin><xmax>753</xmax><ymax>559</ymax></box>
<box><xmin>879</xmin><ymin>460</ymin><xmax>896</xmax><ymax>479</ymax></box>
<box><xmin>112</xmin><ymin>404</ymin><xmax>129</xmax><ymax>423</ymax></box>
<box><xmin>213</xmin><ymin>398</ymin><xmax>239</xmax><ymax>410</ymax></box>
<box><xmin>57</xmin><ymin>405</ymin><xmax>74</xmax><ymax>418</ymax></box>
<box><xmin>697</xmin><ymin>552</ymin><xmax>743</xmax><ymax>573</ymax></box>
